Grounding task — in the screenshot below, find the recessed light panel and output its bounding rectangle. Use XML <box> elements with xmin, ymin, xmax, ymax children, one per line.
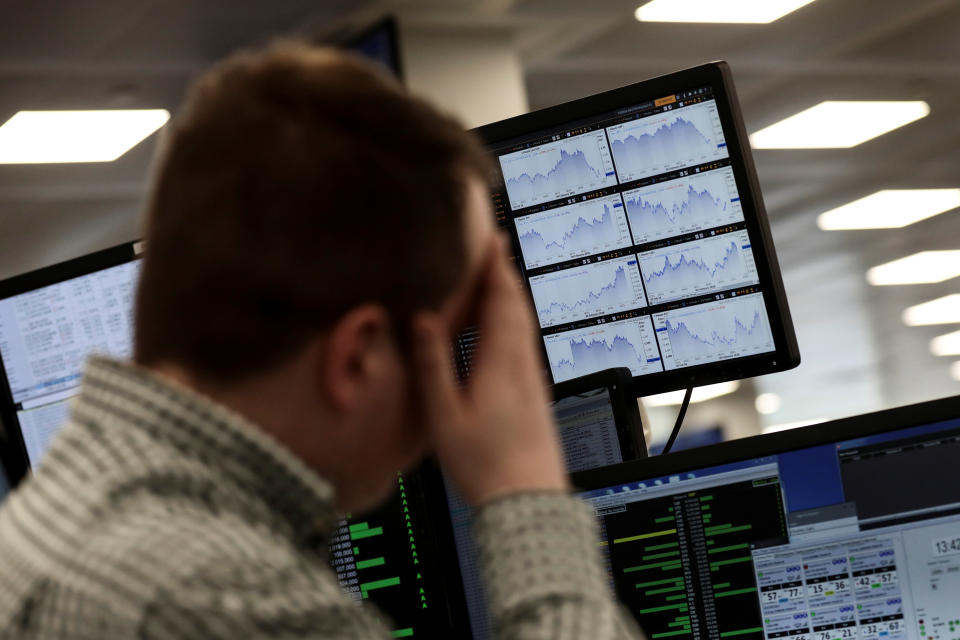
<box><xmin>867</xmin><ymin>251</ymin><xmax>960</xmax><ymax>286</ymax></box>
<box><xmin>931</xmin><ymin>330</ymin><xmax>960</xmax><ymax>356</ymax></box>
<box><xmin>750</xmin><ymin>101</ymin><xmax>929</xmax><ymax>149</ymax></box>
<box><xmin>635</xmin><ymin>0</ymin><xmax>817</xmax><ymax>23</ymax></box>
<box><xmin>0</xmin><ymin>109</ymin><xmax>170</xmax><ymax>164</ymax></box>
<box><xmin>818</xmin><ymin>190</ymin><xmax>960</xmax><ymax>231</ymax></box>
<box><xmin>903</xmin><ymin>294</ymin><xmax>960</xmax><ymax>326</ymax></box>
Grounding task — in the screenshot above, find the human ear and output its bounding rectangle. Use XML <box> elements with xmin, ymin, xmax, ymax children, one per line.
<box><xmin>318</xmin><ymin>304</ymin><xmax>393</xmax><ymax>413</ymax></box>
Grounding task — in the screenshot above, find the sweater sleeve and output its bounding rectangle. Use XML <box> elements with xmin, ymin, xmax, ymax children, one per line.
<box><xmin>473</xmin><ymin>492</ymin><xmax>646</xmax><ymax>640</ymax></box>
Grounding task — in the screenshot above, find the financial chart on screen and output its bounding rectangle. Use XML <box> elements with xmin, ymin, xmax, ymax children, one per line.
<box><xmin>514</xmin><ymin>194</ymin><xmax>632</xmax><ymax>270</ymax></box>
<box><xmin>487</xmin><ymin>83</ymin><xmax>776</xmax><ymax>383</ymax></box>
<box><xmin>653</xmin><ymin>292</ymin><xmax>774</xmax><ymax>370</ymax></box>
<box><xmin>606</xmin><ymin>100</ymin><xmax>728</xmax><ymax>183</ymax></box>
<box><xmin>530</xmin><ymin>256</ymin><xmax>648</xmax><ymax>328</ymax></box>
<box><xmin>499</xmin><ymin>130</ymin><xmax>618</xmax><ymax>210</ymax></box>
<box><xmin>638</xmin><ymin>231</ymin><xmax>758</xmax><ymax>305</ymax></box>
<box><xmin>543</xmin><ymin>315</ymin><xmax>663</xmax><ymax>383</ymax></box>
<box><xmin>624</xmin><ymin>167</ymin><xmax>743</xmax><ymax>245</ymax></box>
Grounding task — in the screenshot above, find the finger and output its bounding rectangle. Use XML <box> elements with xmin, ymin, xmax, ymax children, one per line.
<box><xmin>479</xmin><ymin>236</ymin><xmax>528</xmax><ymax>324</ymax></box>
<box><xmin>412</xmin><ymin>312</ymin><xmax>463</xmax><ymax>427</ymax></box>
<box><xmin>445</xmin><ymin>234</ymin><xmax>500</xmax><ymax>333</ymax></box>
<box><xmin>474</xmin><ymin>235</ymin><xmax>539</xmax><ymax>361</ymax></box>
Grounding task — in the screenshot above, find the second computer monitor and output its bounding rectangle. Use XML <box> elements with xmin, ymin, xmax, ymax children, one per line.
<box><xmin>571</xmin><ymin>395</ymin><xmax>960</xmax><ymax>640</ymax></box>
<box><xmin>474</xmin><ymin>61</ymin><xmax>799</xmax><ymax>395</ymax></box>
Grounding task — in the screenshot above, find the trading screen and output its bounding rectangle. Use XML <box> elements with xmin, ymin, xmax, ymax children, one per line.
<box><xmin>577</xmin><ymin>416</ymin><xmax>960</xmax><ymax>640</ymax></box>
<box><xmin>329</xmin><ymin>472</ymin><xmax>449</xmax><ymax>638</ymax></box>
<box><xmin>0</xmin><ymin>260</ymin><xmax>142</xmax><ymax>466</ymax></box>
<box><xmin>488</xmin><ymin>85</ymin><xmax>776</xmax><ymax>382</ymax></box>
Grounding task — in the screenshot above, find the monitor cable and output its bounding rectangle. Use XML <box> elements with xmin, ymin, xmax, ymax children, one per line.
<box><xmin>660</xmin><ymin>387</ymin><xmax>693</xmax><ymax>455</ymax></box>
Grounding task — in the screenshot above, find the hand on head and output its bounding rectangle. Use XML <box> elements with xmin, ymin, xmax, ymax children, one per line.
<box><xmin>412</xmin><ymin>234</ymin><xmax>568</xmax><ymax>506</ymax></box>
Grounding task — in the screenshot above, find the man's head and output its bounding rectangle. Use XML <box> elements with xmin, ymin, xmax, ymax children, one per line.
<box><xmin>134</xmin><ymin>43</ymin><xmax>496</xmax><ymax>512</ymax></box>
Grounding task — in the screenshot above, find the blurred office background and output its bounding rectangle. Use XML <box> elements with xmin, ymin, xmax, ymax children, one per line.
<box><xmin>0</xmin><ymin>0</ymin><xmax>957</xmax><ymax>451</ymax></box>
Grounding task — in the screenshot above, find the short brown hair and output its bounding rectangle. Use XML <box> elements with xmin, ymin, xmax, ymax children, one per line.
<box><xmin>134</xmin><ymin>43</ymin><xmax>491</xmax><ymax>380</ymax></box>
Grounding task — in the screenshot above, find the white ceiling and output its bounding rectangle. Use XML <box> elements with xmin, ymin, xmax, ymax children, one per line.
<box><xmin>0</xmin><ymin>0</ymin><xmax>957</xmax><ymax>434</ymax></box>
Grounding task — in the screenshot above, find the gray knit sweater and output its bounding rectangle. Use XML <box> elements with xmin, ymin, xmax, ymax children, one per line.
<box><xmin>0</xmin><ymin>357</ymin><xmax>642</xmax><ymax>638</ymax></box>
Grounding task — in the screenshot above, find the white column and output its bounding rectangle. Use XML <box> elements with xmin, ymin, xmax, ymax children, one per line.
<box><xmin>399</xmin><ymin>26</ymin><xmax>528</xmax><ymax>129</ymax></box>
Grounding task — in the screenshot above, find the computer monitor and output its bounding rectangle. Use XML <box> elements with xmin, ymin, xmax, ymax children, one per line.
<box><xmin>473</xmin><ymin>62</ymin><xmax>800</xmax><ymax>394</ymax></box>
<box><xmin>328</xmin><ymin>469</ymin><xmax>461</xmax><ymax>638</ymax></box>
<box><xmin>337</xmin><ymin>17</ymin><xmax>403</xmax><ymax>78</ymax></box>
<box><xmin>438</xmin><ymin>368</ymin><xmax>648</xmax><ymax>639</ymax></box>
<box><xmin>0</xmin><ymin>242</ymin><xmax>144</xmax><ymax>477</ymax></box>
<box><xmin>568</xmin><ymin>395</ymin><xmax>960</xmax><ymax>640</ymax></box>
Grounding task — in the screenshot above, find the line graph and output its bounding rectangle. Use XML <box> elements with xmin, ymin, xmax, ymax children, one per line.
<box><xmin>514</xmin><ymin>194</ymin><xmax>631</xmax><ymax>269</ymax></box>
<box><xmin>606</xmin><ymin>101</ymin><xmax>729</xmax><ymax>183</ymax></box>
<box><xmin>530</xmin><ymin>256</ymin><xmax>647</xmax><ymax>328</ymax></box>
<box><xmin>653</xmin><ymin>293</ymin><xmax>774</xmax><ymax>370</ymax></box>
<box><xmin>499</xmin><ymin>130</ymin><xmax>618</xmax><ymax>210</ymax></box>
<box><xmin>623</xmin><ymin>167</ymin><xmax>745</xmax><ymax>244</ymax></box>
<box><xmin>638</xmin><ymin>231</ymin><xmax>758</xmax><ymax>305</ymax></box>
<box><xmin>545</xmin><ymin>317</ymin><xmax>663</xmax><ymax>382</ymax></box>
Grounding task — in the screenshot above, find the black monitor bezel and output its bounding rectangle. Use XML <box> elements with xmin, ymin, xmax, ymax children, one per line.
<box><xmin>571</xmin><ymin>394</ymin><xmax>960</xmax><ymax>494</ymax></box>
<box><xmin>551</xmin><ymin>366</ymin><xmax>648</xmax><ymax>460</ymax></box>
<box><xmin>0</xmin><ymin>241</ymin><xmax>143</xmax><ymax>483</ymax></box>
<box><xmin>473</xmin><ymin>61</ymin><xmax>800</xmax><ymax>397</ymax></box>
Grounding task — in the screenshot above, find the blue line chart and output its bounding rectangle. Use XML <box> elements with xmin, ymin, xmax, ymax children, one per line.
<box><xmin>499</xmin><ymin>130</ymin><xmax>617</xmax><ymax>210</ymax></box>
<box><xmin>623</xmin><ymin>167</ymin><xmax>744</xmax><ymax>244</ymax></box>
<box><xmin>638</xmin><ymin>231</ymin><xmax>758</xmax><ymax>305</ymax></box>
<box><xmin>545</xmin><ymin>317</ymin><xmax>663</xmax><ymax>382</ymax></box>
<box><xmin>514</xmin><ymin>194</ymin><xmax>632</xmax><ymax>270</ymax></box>
<box><xmin>605</xmin><ymin>101</ymin><xmax>729</xmax><ymax>183</ymax></box>
<box><xmin>530</xmin><ymin>256</ymin><xmax>647</xmax><ymax>328</ymax></box>
<box><xmin>653</xmin><ymin>293</ymin><xmax>774</xmax><ymax>370</ymax></box>
<box><xmin>645</xmin><ymin>241</ymin><xmax>738</xmax><ymax>282</ymax></box>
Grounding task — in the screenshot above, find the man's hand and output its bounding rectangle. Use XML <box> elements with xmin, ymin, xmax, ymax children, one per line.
<box><xmin>412</xmin><ymin>235</ymin><xmax>568</xmax><ymax>506</ymax></box>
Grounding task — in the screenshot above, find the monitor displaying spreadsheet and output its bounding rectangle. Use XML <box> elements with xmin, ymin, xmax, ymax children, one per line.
<box><xmin>0</xmin><ymin>243</ymin><xmax>142</xmax><ymax>470</ymax></box>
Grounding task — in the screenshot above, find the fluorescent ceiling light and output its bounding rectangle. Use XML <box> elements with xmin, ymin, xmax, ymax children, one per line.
<box><xmin>750</xmin><ymin>101</ymin><xmax>929</xmax><ymax>149</ymax></box>
<box><xmin>754</xmin><ymin>392</ymin><xmax>782</xmax><ymax>415</ymax></box>
<box><xmin>867</xmin><ymin>250</ymin><xmax>960</xmax><ymax>286</ymax></box>
<box><xmin>931</xmin><ymin>330</ymin><xmax>960</xmax><ymax>356</ymax></box>
<box><xmin>952</xmin><ymin>361</ymin><xmax>960</xmax><ymax>382</ymax></box>
<box><xmin>0</xmin><ymin>109</ymin><xmax>170</xmax><ymax>164</ymax></box>
<box><xmin>903</xmin><ymin>294</ymin><xmax>960</xmax><ymax>326</ymax></box>
<box><xmin>635</xmin><ymin>0</ymin><xmax>817</xmax><ymax>23</ymax></box>
<box><xmin>817</xmin><ymin>189</ymin><xmax>960</xmax><ymax>230</ymax></box>
<box><xmin>644</xmin><ymin>381</ymin><xmax>740</xmax><ymax>407</ymax></box>
<box><xmin>762</xmin><ymin>418</ymin><xmax>826</xmax><ymax>434</ymax></box>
